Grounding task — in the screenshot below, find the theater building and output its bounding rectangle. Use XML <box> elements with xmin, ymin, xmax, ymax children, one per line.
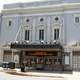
<box><xmin>0</xmin><ymin>0</ymin><xmax>80</xmax><ymax>71</ymax></box>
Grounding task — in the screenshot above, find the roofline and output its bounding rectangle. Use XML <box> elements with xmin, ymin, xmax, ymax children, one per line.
<box><xmin>3</xmin><ymin>0</ymin><xmax>63</xmax><ymax>9</ymax></box>
<box><xmin>1</xmin><ymin>3</ymin><xmax>80</xmax><ymax>14</ymax></box>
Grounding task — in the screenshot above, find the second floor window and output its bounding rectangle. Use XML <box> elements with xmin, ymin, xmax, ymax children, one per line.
<box><xmin>39</xmin><ymin>29</ymin><xmax>44</xmax><ymax>40</ymax></box>
<box><xmin>54</xmin><ymin>28</ymin><xmax>59</xmax><ymax>40</ymax></box>
<box><xmin>25</xmin><ymin>30</ymin><xmax>30</xmax><ymax>40</ymax></box>
<box><xmin>75</xmin><ymin>17</ymin><xmax>79</xmax><ymax>23</ymax></box>
<box><xmin>9</xmin><ymin>21</ymin><xmax>12</xmax><ymax>26</ymax></box>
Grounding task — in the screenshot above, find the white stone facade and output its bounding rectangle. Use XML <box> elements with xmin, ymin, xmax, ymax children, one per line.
<box><xmin>0</xmin><ymin>0</ymin><xmax>80</xmax><ymax>70</ymax></box>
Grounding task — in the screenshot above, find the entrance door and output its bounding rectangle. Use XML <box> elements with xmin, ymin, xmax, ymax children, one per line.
<box><xmin>36</xmin><ymin>56</ymin><xmax>44</xmax><ymax>70</ymax></box>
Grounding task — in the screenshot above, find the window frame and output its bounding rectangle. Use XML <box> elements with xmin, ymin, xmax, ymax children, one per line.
<box><xmin>8</xmin><ymin>20</ymin><xmax>12</xmax><ymax>26</ymax></box>
<box><xmin>54</xmin><ymin>28</ymin><xmax>60</xmax><ymax>40</ymax></box>
<box><xmin>75</xmin><ymin>16</ymin><xmax>79</xmax><ymax>23</ymax></box>
<box><xmin>39</xmin><ymin>29</ymin><xmax>44</xmax><ymax>41</ymax></box>
<box><xmin>25</xmin><ymin>29</ymin><xmax>30</xmax><ymax>41</ymax></box>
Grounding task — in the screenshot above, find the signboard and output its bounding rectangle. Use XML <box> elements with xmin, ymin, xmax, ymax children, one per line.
<box><xmin>65</xmin><ymin>56</ymin><xmax>69</xmax><ymax>65</ymax></box>
<box><xmin>29</xmin><ymin>52</ymin><xmax>53</xmax><ymax>56</ymax></box>
<box><xmin>14</xmin><ymin>55</ymin><xmax>19</xmax><ymax>63</ymax></box>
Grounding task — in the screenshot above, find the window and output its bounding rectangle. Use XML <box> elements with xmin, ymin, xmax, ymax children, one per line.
<box><xmin>25</xmin><ymin>30</ymin><xmax>30</xmax><ymax>40</ymax></box>
<box><xmin>54</xmin><ymin>28</ymin><xmax>59</xmax><ymax>40</ymax></box>
<box><xmin>40</xmin><ymin>18</ymin><xmax>44</xmax><ymax>22</ymax></box>
<box><xmin>55</xmin><ymin>17</ymin><xmax>59</xmax><ymax>21</ymax></box>
<box><xmin>39</xmin><ymin>29</ymin><xmax>44</xmax><ymax>40</ymax></box>
<box><xmin>9</xmin><ymin>21</ymin><xmax>12</xmax><ymax>26</ymax></box>
<box><xmin>26</xmin><ymin>19</ymin><xmax>30</xmax><ymax>22</ymax></box>
<box><xmin>75</xmin><ymin>17</ymin><xmax>79</xmax><ymax>23</ymax></box>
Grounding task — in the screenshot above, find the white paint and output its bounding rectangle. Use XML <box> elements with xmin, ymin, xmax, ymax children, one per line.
<box><xmin>65</xmin><ymin>55</ymin><xmax>69</xmax><ymax>65</ymax></box>
<box><xmin>14</xmin><ymin>55</ymin><xmax>19</xmax><ymax>63</ymax></box>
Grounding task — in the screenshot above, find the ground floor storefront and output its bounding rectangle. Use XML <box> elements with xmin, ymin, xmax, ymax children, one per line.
<box><xmin>1</xmin><ymin>43</ymin><xmax>72</xmax><ymax>71</ymax></box>
<box><xmin>19</xmin><ymin>51</ymin><xmax>64</xmax><ymax>71</ymax></box>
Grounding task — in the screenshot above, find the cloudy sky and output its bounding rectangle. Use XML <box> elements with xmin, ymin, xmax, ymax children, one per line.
<box><xmin>0</xmin><ymin>0</ymin><xmax>46</xmax><ymax>9</ymax></box>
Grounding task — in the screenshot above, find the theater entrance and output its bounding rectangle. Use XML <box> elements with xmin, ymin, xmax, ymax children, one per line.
<box><xmin>20</xmin><ymin>51</ymin><xmax>63</xmax><ymax>71</ymax></box>
<box><xmin>35</xmin><ymin>56</ymin><xmax>44</xmax><ymax>70</ymax></box>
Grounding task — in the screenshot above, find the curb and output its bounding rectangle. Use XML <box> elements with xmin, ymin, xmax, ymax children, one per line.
<box><xmin>5</xmin><ymin>70</ymin><xmax>64</xmax><ymax>78</ymax></box>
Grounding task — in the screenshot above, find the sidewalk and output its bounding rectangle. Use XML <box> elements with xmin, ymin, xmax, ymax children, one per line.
<box><xmin>1</xmin><ymin>68</ymin><xmax>71</xmax><ymax>78</ymax></box>
<box><xmin>1</xmin><ymin>67</ymin><xmax>80</xmax><ymax>80</ymax></box>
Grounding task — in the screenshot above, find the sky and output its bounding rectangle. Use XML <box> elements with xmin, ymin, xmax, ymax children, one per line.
<box><xmin>0</xmin><ymin>0</ymin><xmax>46</xmax><ymax>9</ymax></box>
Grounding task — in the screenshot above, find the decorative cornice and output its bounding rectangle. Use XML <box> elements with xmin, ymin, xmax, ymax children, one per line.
<box><xmin>1</xmin><ymin>3</ymin><xmax>80</xmax><ymax>14</ymax></box>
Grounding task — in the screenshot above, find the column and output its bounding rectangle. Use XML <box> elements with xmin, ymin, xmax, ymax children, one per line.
<box><xmin>0</xmin><ymin>48</ymin><xmax>4</xmax><ymax>63</ymax></box>
<box><xmin>47</xmin><ymin>17</ymin><xmax>51</xmax><ymax>43</ymax></box>
<box><xmin>32</xmin><ymin>17</ymin><xmax>36</xmax><ymax>43</ymax></box>
<box><xmin>70</xmin><ymin>51</ymin><xmax>73</xmax><ymax>70</ymax></box>
<box><xmin>11</xmin><ymin>49</ymin><xmax>14</xmax><ymax>62</ymax></box>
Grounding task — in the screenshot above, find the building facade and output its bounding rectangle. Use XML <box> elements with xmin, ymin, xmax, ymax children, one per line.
<box><xmin>0</xmin><ymin>0</ymin><xmax>80</xmax><ymax>71</ymax></box>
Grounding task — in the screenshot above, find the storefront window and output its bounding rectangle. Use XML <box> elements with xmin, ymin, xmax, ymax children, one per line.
<box><xmin>45</xmin><ymin>58</ymin><xmax>52</xmax><ymax>64</ymax></box>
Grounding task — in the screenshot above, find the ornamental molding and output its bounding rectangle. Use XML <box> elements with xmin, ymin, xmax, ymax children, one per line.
<box><xmin>2</xmin><ymin>3</ymin><xmax>80</xmax><ymax>14</ymax></box>
<box><xmin>52</xmin><ymin>22</ymin><xmax>62</xmax><ymax>27</ymax></box>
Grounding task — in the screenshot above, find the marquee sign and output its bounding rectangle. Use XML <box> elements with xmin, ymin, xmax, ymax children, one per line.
<box><xmin>10</xmin><ymin>42</ymin><xmax>63</xmax><ymax>51</ymax></box>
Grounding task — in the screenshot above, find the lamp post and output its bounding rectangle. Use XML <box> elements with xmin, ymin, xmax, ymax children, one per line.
<box><xmin>11</xmin><ymin>49</ymin><xmax>14</xmax><ymax>62</ymax></box>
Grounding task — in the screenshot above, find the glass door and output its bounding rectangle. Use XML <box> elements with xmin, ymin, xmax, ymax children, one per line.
<box><xmin>36</xmin><ymin>56</ymin><xmax>44</xmax><ymax>70</ymax></box>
